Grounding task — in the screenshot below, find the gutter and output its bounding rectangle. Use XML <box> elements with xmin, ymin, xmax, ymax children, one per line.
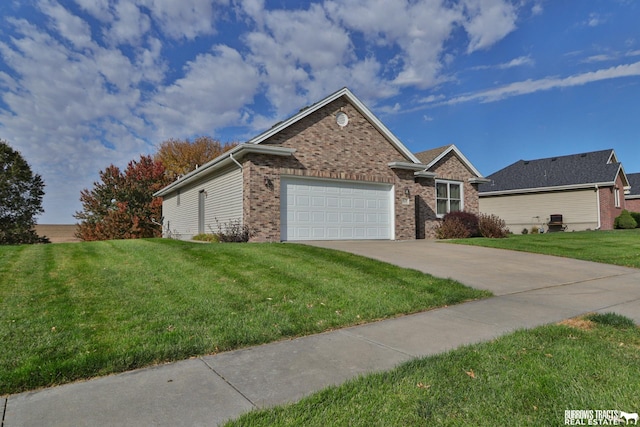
<box><xmin>479</xmin><ymin>181</ymin><xmax>617</xmax><ymax>197</ymax></box>
<box><xmin>154</xmin><ymin>144</ymin><xmax>295</xmax><ymax>197</ymax></box>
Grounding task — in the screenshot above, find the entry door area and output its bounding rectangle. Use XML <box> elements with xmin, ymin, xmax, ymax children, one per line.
<box><xmin>281</xmin><ymin>177</ymin><xmax>394</xmax><ymax>241</ymax></box>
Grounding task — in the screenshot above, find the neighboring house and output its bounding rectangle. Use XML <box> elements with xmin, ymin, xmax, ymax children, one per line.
<box><xmin>154</xmin><ymin>87</ymin><xmax>488</xmax><ymax>242</ymax></box>
<box><xmin>478</xmin><ymin>149</ymin><xmax>631</xmax><ymax>233</ymax></box>
<box><xmin>626</xmin><ymin>173</ymin><xmax>640</xmax><ymax>212</ymax></box>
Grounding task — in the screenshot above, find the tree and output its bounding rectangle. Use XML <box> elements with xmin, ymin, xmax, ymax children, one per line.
<box><xmin>0</xmin><ymin>140</ymin><xmax>49</xmax><ymax>244</ymax></box>
<box><xmin>75</xmin><ymin>155</ymin><xmax>171</xmax><ymax>241</ymax></box>
<box><xmin>155</xmin><ymin>136</ymin><xmax>238</xmax><ymax>179</ymax></box>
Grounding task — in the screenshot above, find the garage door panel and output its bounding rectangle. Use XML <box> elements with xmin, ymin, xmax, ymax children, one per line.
<box><xmin>281</xmin><ymin>178</ymin><xmax>393</xmax><ymax>241</ymax></box>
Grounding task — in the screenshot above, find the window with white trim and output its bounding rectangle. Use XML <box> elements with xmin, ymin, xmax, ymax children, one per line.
<box><xmin>614</xmin><ymin>187</ymin><xmax>620</xmax><ymax>208</ymax></box>
<box><xmin>436</xmin><ymin>180</ymin><xmax>463</xmax><ymax>217</ymax></box>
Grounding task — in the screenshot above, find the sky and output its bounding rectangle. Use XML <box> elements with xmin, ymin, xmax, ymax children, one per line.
<box><xmin>1</xmin><ymin>0</ymin><xmax>639</xmax><ymax>224</ymax></box>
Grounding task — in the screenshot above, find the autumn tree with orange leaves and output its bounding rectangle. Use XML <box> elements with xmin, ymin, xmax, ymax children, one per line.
<box><xmin>154</xmin><ymin>136</ymin><xmax>238</xmax><ymax>179</ymax></box>
<box><xmin>74</xmin><ymin>155</ymin><xmax>171</xmax><ymax>241</ymax></box>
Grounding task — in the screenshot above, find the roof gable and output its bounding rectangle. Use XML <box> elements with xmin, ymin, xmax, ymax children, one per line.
<box><xmin>627</xmin><ymin>173</ymin><xmax>640</xmax><ymax>197</ymax></box>
<box><xmin>415</xmin><ymin>144</ymin><xmax>484</xmax><ymax>178</ymax></box>
<box><xmin>479</xmin><ymin>149</ymin><xmax>625</xmax><ymax>194</ymax></box>
<box><xmin>249</xmin><ymin>87</ymin><xmax>420</xmax><ymax>163</ymax></box>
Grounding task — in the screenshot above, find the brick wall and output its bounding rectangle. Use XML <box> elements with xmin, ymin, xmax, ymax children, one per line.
<box><xmin>626</xmin><ymin>198</ymin><xmax>640</xmax><ymax>212</ymax></box>
<box><xmin>418</xmin><ymin>151</ymin><xmax>481</xmax><ymax>238</ymax></box>
<box><xmin>241</xmin><ymin>98</ymin><xmax>479</xmax><ymax>242</ymax></box>
<box><xmin>598</xmin><ymin>172</ymin><xmax>627</xmax><ymax>230</ymax></box>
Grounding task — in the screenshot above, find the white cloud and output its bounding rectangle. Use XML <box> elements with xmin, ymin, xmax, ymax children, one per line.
<box><xmin>108</xmin><ymin>1</ymin><xmax>151</xmax><ymax>45</ymax></box>
<box><xmin>143</xmin><ymin>45</ymin><xmax>260</xmax><ymax>139</ymax></box>
<box><xmin>39</xmin><ymin>0</ymin><xmax>94</xmax><ymax>49</ymax></box>
<box><xmin>472</xmin><ymin>55</ymin><xmax>534</xmax><ymax>70</ymax></box>
<box><xmin>138</xmin><ymin>0</ymin><xmax>228</xmax><ymax>40</ymax></box>
<box><xmin>440</xmin><ymin>61</ymin><xmax>640</xmax><ymax>105</ymax></box>
<box><xmin>461</xmin><ymin>0</ymin><xmax>518</xmax><ymax>53</ymax></box>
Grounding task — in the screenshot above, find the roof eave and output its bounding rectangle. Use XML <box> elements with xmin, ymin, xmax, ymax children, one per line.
<box><xmin>388</xmin><ymin>161</ymin><xmax>430</xmax><ymax>171</ymax></box>
<box><xmin>153</xmin><ymin>145</ymin><xmax>296</xmax><ymax>197</ymax></box>
<box><xmin>426</xmin><ymin>144</ymin><xmax>484</xmax><ymax>178</ymax></box>
<box><xmin>479</xmin><ymin>181</ymin><xmax>616</xmax><ymax>197</ymax></box>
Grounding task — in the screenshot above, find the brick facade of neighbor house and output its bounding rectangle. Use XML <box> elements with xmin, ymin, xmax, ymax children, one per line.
<box><xmin>627</xmin><ymin>199</ymin><xmax>640</xmax><ymax>212</ymax></box>
<box><xmin>625</xmin><ymin>173</ymin><xmax>640</xmax><ymax>213</ymax></box>
<box><xmin>598</xmin><ymin>172</ymin><xmax>628</xmax><ymax>230</ymax></box>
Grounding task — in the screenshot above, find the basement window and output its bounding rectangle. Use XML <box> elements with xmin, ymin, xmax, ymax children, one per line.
<box><xmin>436</xmin><ymin>180</ymin><xmax>463</xmax><ymax>217</ymax></box>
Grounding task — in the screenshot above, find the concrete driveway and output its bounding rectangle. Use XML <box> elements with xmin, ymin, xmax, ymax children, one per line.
<box><xmin>306</xmin><ymin>240</ymin><xmax>639</xmax><ymax>297</ymax></box>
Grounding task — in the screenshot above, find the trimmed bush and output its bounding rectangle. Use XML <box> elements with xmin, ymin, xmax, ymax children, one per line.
<box><xmin>213</xmin><ymin>218</ymin><xmax>253</xmax><ymax>242</ymax></box>
<box><xmin>435</xmin><ymin>217</ymin><xmax>471</xmax><ymax>239</ymax></box>
<box><xmin>630</xmin><ymin>211</ymin><xmax>640</xmax><ymax>228</ymax></box>
<box><xmin>531</xmin><ymin>226</ymin><xmax>539</xmax><ymax>234</ymax></box>
<box><xmin>614</xmin><ymin>210</ymin><xmax>637</xmax><ymax>229</ymax></box>
<box><xmin>478</xmin><ymin>213</ymin><xmax>509</xmax><ymax>238</ymax></box>
<box><xmin>521</xmin><ymin>228</ymin><xmax>528</xmax><ymax>235</ymax></box>
<box><xmin>442</xmin><ymin>211</ymin><xmax>480</xmax><ymax>237</ymax></box>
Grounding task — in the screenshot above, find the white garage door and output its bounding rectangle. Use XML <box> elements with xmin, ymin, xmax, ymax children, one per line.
<box><xmin>281</xmin><ymin>177</ymin><xmax>394</xmax><ymax>241</ymax></box>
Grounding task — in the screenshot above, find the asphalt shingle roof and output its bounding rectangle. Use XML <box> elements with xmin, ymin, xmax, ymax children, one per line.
<box><xmin>479</xmin><ymin>149</ymin><xmax>622</xmax><ymax>193</ymax></box>
<box><xmin>414</xmin><ymin>145</ymin><xmax>451</xmax><ymax>165</ymax></box>
<box><xmin>627</xmin><ymin>173</ymin><xmax>640</xmax><ymax>197</ymax></box>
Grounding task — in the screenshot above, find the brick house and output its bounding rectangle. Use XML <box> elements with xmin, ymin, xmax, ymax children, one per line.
<box><xmin>154</xmin><ymin>87</ymin><xmax>488</xmax><ymax>242</ymax></box>
<box><xmin>478</xmin><ymin>149</ymin><xmax>631</xmax><ymax>233</ymax></box>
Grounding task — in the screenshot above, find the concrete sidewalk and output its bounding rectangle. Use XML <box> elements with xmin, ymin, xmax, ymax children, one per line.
<box><xmin>3</xmin><ymin>241</ymin><xmax>640</xmax><ymax>426</ymax></box>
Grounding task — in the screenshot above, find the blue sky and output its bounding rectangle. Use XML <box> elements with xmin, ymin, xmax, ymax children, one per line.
<box><xmin>1</xmin><ymin>0</ymin><xmax>639</xmax><ymax>224</ymax></box>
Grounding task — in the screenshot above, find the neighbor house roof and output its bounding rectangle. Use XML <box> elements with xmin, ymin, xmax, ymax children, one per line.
<box><xmin>627</xmin><ymin>173</ymin><xmax>640</xmax><ymax>199</ymax></box>
<box><xmin>479</xmin><ymin>149</ymin><xmax>630</xmax><ymax>196</ymax></box>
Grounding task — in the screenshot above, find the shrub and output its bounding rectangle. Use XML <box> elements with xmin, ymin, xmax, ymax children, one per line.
<box><xmin>192</xmin><ymin>233</ymin><xmax>219</xmax><ymax>243</ymax></box>
<box><xmin>531</xmin><ymin>226</ymin><xmax>539</xmax><ymax>234</ymax></box>
<box><xmin>213</xmin><ymin>218</ymin><xmax>253</xmax><ymax>243</ymax></box>
<box><xmin>478</xmin><ymin>213</ymin><xmax>509</xmax><ymax>238</ymax></box>
<box><xmin>630</xmin><ymin>211</ymin><xmax>640</xmax><ymax>228</ymax></box>
<box><xmin>435</xmin><ymin>217</ymin><xmax>471</xmax><ymax>239</ymax></box>
<box><xmin>521</xmin><ymin>228</ymin><xmax>528</xmax><ymax>235</ymax></box>
<box><xmin>614</xmin><ymin>210</ymin><xmax>637</xmax><ymax>229</ymax></box>
<box><xmin>442</xmin><ymin>211</ymin><xmax>480</xmax><ymax>237</ymax></box>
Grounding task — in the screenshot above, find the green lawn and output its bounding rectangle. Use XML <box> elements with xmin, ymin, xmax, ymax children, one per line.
<box><xmin>451</xmin><ymin>229</ymin><xmax>640</xmax><ymax>269</ymax></box>
<box><xmin>227</xmin><ymin>313</ymin><xmax>640</xmax><ymax>426</ymax></box>
<box><xmin>0</xmin><ymin>239</ymin><xmax>489</xmax><ymax>395</ymax></box>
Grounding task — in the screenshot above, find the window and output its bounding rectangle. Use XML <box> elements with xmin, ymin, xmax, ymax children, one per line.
<box><xmin>614</xmin><ymin>187</ymin><xmax>620</xmax><ymax>208</ymax></box>
<box><xmin>436</xmin><ymin>181</ymin><xmax>463</xmax><ymax>217</ymax></box>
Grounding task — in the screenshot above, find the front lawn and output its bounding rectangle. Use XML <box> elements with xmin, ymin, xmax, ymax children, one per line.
<box><xmin>228</xmin><ymin>313</ymin><xmax>640</xmax><ymax>426</ymax></box>
<box><xmin>0</xmin><ymin>239</ymin><xmax>489</xmax><ymax>395</ymax></box>
<box><xmin>452</xmin><ymin>229</ymin><xmax>640</xmax><ymax>269</ymax></box>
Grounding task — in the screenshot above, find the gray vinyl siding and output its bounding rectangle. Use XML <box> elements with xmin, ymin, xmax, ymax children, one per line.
<box><xmin>161</xmin><ymin>166</ymin><xmax>243</xmax><ymax>240</ymax></box>
<box><xmin>479</xmin><ymin>189</ymin><xmax>599</xmax><ymax>234</ymax></box>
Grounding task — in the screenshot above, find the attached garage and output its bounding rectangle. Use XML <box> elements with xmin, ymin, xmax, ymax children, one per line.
<box><xmin>281</xmin><ymin>177</ymin><xmax>394</xmax><ymax>241</ymax></box>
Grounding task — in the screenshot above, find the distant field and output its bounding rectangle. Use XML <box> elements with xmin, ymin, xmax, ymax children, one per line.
<box><xmin>34</xmin><ymin>224</ymin><xmax>80</xmax><ymax>243</ymax></box>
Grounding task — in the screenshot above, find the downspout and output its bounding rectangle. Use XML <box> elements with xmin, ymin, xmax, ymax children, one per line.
<box><xmin>229</xmin><ymin>153</ymin><xmax>243</xmax><ymax>170</ymax></box>
<box><xmin>595</xmin><ymin>184</ymin><xmax>601</xmax><ymax>230</ymax></box>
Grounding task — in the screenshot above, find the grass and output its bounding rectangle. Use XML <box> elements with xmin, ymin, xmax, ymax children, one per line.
<box><xmin>227</xmin><ymin>314</ymin><xmax>640</xmax><ymax>426</ymax></box>
<box><xmin>0</xmin><ymin>239</ymin><xmax>489</xmax><ymax>395</ymax></box>
<box><xmin>451</xmin><ymin>229</ymin><xmax>640</xmax><ymax>269</ymax></box>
